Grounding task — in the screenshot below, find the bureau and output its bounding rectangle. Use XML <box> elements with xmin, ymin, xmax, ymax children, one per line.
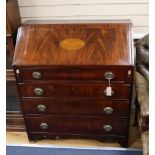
<box><xmin>13</xmin><ymin>20</ymin><xmax>134</xmax><ymax>147</ymax></box>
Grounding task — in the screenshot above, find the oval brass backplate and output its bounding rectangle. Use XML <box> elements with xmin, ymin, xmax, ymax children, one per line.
<box><xmin>60</xmin><ymin>38</ymin><xmax>85</xmax><ymax>51</ymax></box>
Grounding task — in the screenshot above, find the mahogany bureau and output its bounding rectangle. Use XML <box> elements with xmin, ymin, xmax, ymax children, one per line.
<box><xmin>13</xmin><ymin>20</ymin><xmax>134</xmax><ymax>147</ymax></box>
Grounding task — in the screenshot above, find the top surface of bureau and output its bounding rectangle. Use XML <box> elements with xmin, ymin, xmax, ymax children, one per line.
<box><xmin>13</xmin><ymin>20</ymin><xmax>133</xmax><ymax>67</ymax></box>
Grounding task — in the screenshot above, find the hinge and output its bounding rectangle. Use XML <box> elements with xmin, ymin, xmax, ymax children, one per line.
<box><xmin>127</xmin><ymin>70</ymin><xmax>132</xmax><ymax>83</ymax></box>
<box><xmin>16</xmin><ymin>69</ymin><xmax>20</xmax><ymax>78</ymax></box>
<box><xmin>16</xmin><ymin>69</ymin><xmax>20</xmax><ymax>74</ymax></box>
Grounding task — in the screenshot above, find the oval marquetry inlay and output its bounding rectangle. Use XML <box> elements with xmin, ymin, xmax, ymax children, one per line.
<box><xmin>60</xmin><ymin>38</ymin><xmax>85</xmax><ymax>51</ymax></box>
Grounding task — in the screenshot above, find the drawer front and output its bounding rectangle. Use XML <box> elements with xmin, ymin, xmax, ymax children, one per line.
<box><xmin>16</xmin><ymin>67</ymin><xmax>131</xmax><ymax>82</ymax></box>
<box><xmin>25</xmin><ymin>116</ymin><xmax>128</xmax><ymax>136</ymax></box>
<box><xmin>22</xmin><ymin>99</ymin><xmax>129</xmax><ymax>117</ymax></box>
<box><xmin>18</xmin><ymin>82</ymin><xmax>130</xmax><ymax>99</ymax></box>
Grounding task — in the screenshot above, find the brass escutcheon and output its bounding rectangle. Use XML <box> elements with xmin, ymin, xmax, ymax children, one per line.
<box><xmin>39</xmin><ymin>122</ymin><xmax>48</xmax><ymax>130</ymax></box>
<box><xmin>37</xmin><ymin>104</ymin><xmax>46</xmax><ymax>112</ymax></box>
<box><xmin>103</xmin><ymin>107</ymin><xmax>114</xmax><ymax>115</ymax></box>
<box><xmin>34</xmin><ymin>88</ymin><xmax>44</xmax><ymax>96</ymax></box>
<box><xmin>103</xmin><ymin>125</ymin><xmax>112</xmax><ymax>132</ymax></box>
<box><xmin>104</xmin><ymin>72</ymin><xmax>114</xmax><ymax>80</ymax></box>
<box><xmin>32</xmin><ymin>71</ymin><xmax>41</xmax><ymax>79</ymax></box>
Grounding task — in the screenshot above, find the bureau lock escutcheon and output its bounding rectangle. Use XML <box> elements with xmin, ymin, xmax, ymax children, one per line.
<box><xmin>104</xmin><ymin>71</ymin><xmax>115</xmax><ymax>96</ymax></box>
<box><xmin>103</xmin><ymin>88</ymin><xmax>114</xmax><ymax>97</ymax></box>
<box><xmin>104</xmin><ymin>72</ymin><xmax>114</xmax><ymax>80</ymax></box>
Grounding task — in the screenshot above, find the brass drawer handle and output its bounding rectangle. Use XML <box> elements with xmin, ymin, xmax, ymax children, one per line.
<box><xmin>32</xmin><ymin>71</ymin><xmax>41</xmax><ymax>79</ymax></box>
<box><xmin>103</xmin><ymin>107</ymin><xmax>114</xmax><ymax>115</ymax></box>
<box><xmin>34</xmin><ymin>88</ymin><xmax>44</xmax><ymax>96</ymax></box>
<box><xmin>104</xmin><ymin>72</ymin><xmax>114</xmax><ymax>80</ymax></box>
<box><xmin>37</xmin><ymin>104</ymin><xmax>47</xmax><ymax>112</ymax></box>
<box><xmin>103</xmin><ymin>125</ymin><xmax>112</xmax><ymax>132</ymax></box>
<box><xmin>39</xmin><ymin>122</ymin><xmax>48</xmax><ymax>130</ymax></box>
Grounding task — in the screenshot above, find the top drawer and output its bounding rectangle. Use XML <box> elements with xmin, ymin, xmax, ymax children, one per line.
<box><xmin>15</xmin><ymin>67</ymin><xmax>132</xmax><ymax>83</ymax></box>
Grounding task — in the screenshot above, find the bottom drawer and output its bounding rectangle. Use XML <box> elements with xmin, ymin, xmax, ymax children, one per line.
<box><xmin>25</xmin><ymin>116</ymin><xmax>128</xmax><ymax>136</ymax></box>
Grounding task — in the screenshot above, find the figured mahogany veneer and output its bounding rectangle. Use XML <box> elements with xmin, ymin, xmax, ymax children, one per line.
<box><xmin>18</xmin><ymin>82</ymin><xmax>130</xmax><ymax>99</ymax></box>
<box><xmin>13</xmin><ymin>21</ymin><xmax>133</xmax><ymax>66</ymax></box>
<box><xmin>13</xmin><ymin>20</ymin><xmax>134</xmax><ymax>147</ymax></box>
<box><xmin>16</xmin><ymin>66</ymin><xmax>131</xmax><ymax>82</ymax></box>
<box><xmin>21</xmin><ymin>99</ymin><xmax>129</xmax><ymax>117</ymax></box>
<box><xmin>25</xmin><ymin>116</ymin><xmax>128</xmax><ymax>136</ymax></box>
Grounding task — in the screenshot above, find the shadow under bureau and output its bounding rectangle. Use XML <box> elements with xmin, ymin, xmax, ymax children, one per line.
<box><xmin>13</xmin><ymin>20</ymin><xmax>134</xmax><ymax>147</ymax></box>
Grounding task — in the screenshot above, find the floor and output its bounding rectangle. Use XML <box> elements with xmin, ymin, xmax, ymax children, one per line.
<box><xmin>7</xmin><ymin>145</ymin><xmax>142</xmax><ymax>155</ymax></box>
<box><xmin>6</xmin><ymin>117</ymin><xmax>143</xmax><ymax>155</ymax></box>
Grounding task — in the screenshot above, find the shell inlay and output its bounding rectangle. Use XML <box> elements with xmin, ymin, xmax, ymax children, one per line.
<box><xmin>60</xmin><ymin>38</ymin><xmax>85</xmax><ymax>51</ymax></box>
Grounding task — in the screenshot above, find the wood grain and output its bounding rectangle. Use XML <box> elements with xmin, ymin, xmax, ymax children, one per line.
<box><xmin>16</xmin><ymin>66</ymin><xmax>132</xmax><ymax>82</ymax></box>
<box><xmin>18</xmin><ymin>81</ymin><xmax>130</xmax><ymax>99</ymax></box>
<box><xmin>6</xmin><ymin>110</ymin><xmax>142</xmax><ymax>148</ymax></box>
<box><xmin>6</xmin><ymin>0</ymin><xmax>21</xmax><ymax>34</ymax></box>
<box><xmin>21</xmin><ymin>99</ymin><xmax>129</xmax><ymax>117</ymax></box>
<box><xmin>13</xmin><ymin>21</ymin><xmax>133</xmax><ymax>66</ymax></box>
<box><xmin>13</xmin><ymin>21</ymin><xmax>134</xmax><ymax>147</ymax></box>
<box><xmin>6</xmin><ymin>112</ymin><xmax>25</xmax><ymax>132</ymax></box>
<box><xmin>25</xmin><ymin>115</ymin><xmax>128</xmax><ymax>135</ymax></box>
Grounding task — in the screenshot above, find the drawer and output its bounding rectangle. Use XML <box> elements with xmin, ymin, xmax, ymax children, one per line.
<box><xmin>25</xmin><ymin>116</ymin><xmax>128</xmax><ymax>136</ymax></box>
<box><xmin>22</xmin><ymin>99</ymin><xmax>129</xmax><ymax>117</ymax></box>
<box><xmin>15</xmin><ymin>67</ymin><xmax>132</xmax><ymax>83</ymax></box>
<box><xmin>18</xmin><ymin>82</ymin><xmax>130</xmax><ymax>99</ymax></box>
